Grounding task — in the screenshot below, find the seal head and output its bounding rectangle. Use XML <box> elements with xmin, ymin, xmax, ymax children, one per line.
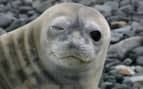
<box><xmin>39</xmin><ymin>3</ymin><xmax>111</xmax><ymax>89</ymax></box>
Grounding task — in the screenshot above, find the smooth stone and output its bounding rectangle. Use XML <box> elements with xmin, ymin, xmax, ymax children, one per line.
<box><xmin>111</xmin><ymin>21</ymin><xmax>128</xmax><ymax>29</ymax></box>
<box><xmin>19</xmin><ymin>6</ymin><xmax>33</xmax><ymax>13</ymax></box>
<box><xmin>104</xmin><ymin>1</ymin><xmax>119</xmax><ymax>11</ymax></box>
<box><xmin>111</xmin><ymin>31</ymin><xmax>123</xmax><ymax>43</ymax></box>
<box><xmin>120</xmin><ymin>4</ymin><xmax>133</xmax><ymax>14</ymax></box>
<box><xmin>95</xmin><ymin>5</ymin><xmax>112</xmax><ymax>17</ymax></box>
<box><xmin>134</xmin><ymin>66</ymin><xmax>143</xmax><ymax>74</ymax></box>
<box><xmin>0</xmin><ymin>13</ymin><xmax>15</xmax><ymax>28</ymax></box>
<box><xmin>120</xmin><ymin>0</ymin><xmax>130</xmax><ymax>6</ymax></box>
<box><xmin>136</xmin><ymin>56</ymin><xmax>143</xmax><ymax>65</ymax></box>
<box><xmin>131</xmin><ymin>22</ymin><xmax>143</xmax><ymax>35</ymax></box>
<box><xmin>112</xmin><ymin>25</ymin><xmax>135</xmax><ymax>37</ymax></box>
<box><xmin>124</xmin><ymin>75</ymin><xmax>143</xmax><ymax>87</ymax></box>
<box><xmin>114</xmin><ymin>65</ymin><xmax>135</xmax><ymax>76</ymax></box>
<box><xmin>32</xmin><ymin>0</ymin><xmax>53</xmax><ymax>13</ymax></box>
<box><xmin>123</xmin><ymin>58</ymin><xmax>133</xmax><ymax>65</ymax></box>
<box><xmin>132</xmin><ymin>47</ymin><xmax>143</xmax><ymax>57</ymax></box>
<box><xmin>72</xmin><ymin>0</ymin><xmax>95</xmax><ymax>6</ymax></box>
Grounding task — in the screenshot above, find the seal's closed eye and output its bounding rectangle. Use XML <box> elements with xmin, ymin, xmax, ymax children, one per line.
<box><xmin>51</xmin><ymin>25</ymin><xmax>65</xmax><ymax>31</ymax></box>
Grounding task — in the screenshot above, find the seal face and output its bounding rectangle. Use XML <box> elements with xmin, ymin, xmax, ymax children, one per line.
<box><xmin>0</xmin><ymin>3</ymin><xmax>110</xmax><ymax>89</ymax></box>
<box><xmin>39</xmin><ymin>3</ymin><xmax>111</xmax><ymax>88</ymax></box>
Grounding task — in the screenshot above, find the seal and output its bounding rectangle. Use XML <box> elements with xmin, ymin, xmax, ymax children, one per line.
<box><xmin>0</xmin><ymin>3</ymin><xmax>111</xmax><ymax>89</ymax></box>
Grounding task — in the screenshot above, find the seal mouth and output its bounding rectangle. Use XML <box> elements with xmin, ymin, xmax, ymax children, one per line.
<box><xmin>62</xmin><ymin>55</ymin><xmax>91</xmax><ymax>63</ymax></box>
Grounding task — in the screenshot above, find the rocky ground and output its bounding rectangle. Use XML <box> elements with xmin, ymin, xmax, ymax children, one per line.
<box><xmin>0</xmin><ymin>0</ymin><xmax>143</xmax><ymax>89</ymax></box>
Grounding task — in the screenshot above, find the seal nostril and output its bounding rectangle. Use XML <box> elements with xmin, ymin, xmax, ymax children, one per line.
<box><xmin>90</xmin><ymin>30</ymin><xmax>101</xmax><ymax>41</ymax></box>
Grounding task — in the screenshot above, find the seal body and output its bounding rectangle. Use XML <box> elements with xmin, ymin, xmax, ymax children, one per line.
<box><xmin>0</xmin><ymin>3</ymin><xmax>111</xmax><ymax>89</ymax></box>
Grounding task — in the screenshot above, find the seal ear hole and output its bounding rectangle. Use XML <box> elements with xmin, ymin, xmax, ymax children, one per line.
<box><xmin>90</xmin><ymin>30</ymin><xmax>101</xmax><ymax>41</ymax></box>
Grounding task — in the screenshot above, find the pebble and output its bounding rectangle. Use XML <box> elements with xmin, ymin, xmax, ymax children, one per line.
<box><xmin>111</xmin><ymin>21</ymin><xmax>128</xmax><ymax>29</ymax></box>
<box><xmin>94</xmin><ymin>5</ymin><xmax>112</xmax><ymax>17</ymax></box>
<box><xmin>119</xmin><ymin>4</ymin><xmax>133</xmax><ymax>14</ymax></box>
<box><xmin>114</xmin><ymin>65</ymin><xmax>135</xmax><ymax>76</ymax></box>
<box><xmin>123</xmin><ymin>58</ymin><xmax>133</xmax><ymax>65</ymax></box>
<box><xmin>111</xmin><ymin>31</ymin><xmax>123</xmax><ymax>43</ymax></box>
<box><xmin>134</xmin><ymin>66</ymin><xmax>143</xmax><ymax>74</ymax></box>
<box><xmin>124</xmin><ymin>75</ymin><xmax>143</xmax><ymax>87</ymax></box>
<box><xmin>104</xmin><ymin>1</ymin><xmax>119</xmax><ymax>11</ymax></box>
<box><xmin>32</xmin><ymin>0</ymin><xmax>53</xmax><ymax>13</ymax></box>
<box><xmin>136</xmin><ymin>56</ymin><xmax>143</xmax><ymax>66</ymax></box>
<box><xmin>113</xmin><ymin>25</ymin><xmax>135</xmax><ymax>37</ymax></box>
<box><xmin>131</xmin><ymin>47</ymin><xmax>143</xmax><ymax>57</ymax></box>
<box><xmin>0</xmin><ymin>13</ymin><xmax>15</xmax><ymax>28</ymax></box>
<box><xmin>120</xmin><ymin>0</ymin><xmax>130</xmax><ymax>6</ymax></box>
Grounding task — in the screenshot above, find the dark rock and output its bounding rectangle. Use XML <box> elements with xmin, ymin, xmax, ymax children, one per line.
<box><xmin>124</xmin><ymin>75</ymin><xmax>143</xmax><ymax>88</ymax></box>
<box><xmin>133</xmin><ymin>0</ymin><xmax>143</xmax><ymax>14</ymax></box>
<box><xmin>120</xmin><ymin>0</ymin><xmax>130</xmax><ymax>7</ymax></box>
<box><xmin>0</xmin><ymin>13</ymin><xmax>15</xmax><ymax>28</ymax></box>
<box><xmin>72</xmin><ymin>0</ymin><xmax>95</xmax><ymax>6</ymax></box>
<box><xmin>136</xmin><ymin>56</ymin><xmax>143</xmax><ymax>65</ymax></box>
<box><xmin>120</xmin><ymin>4</ymin><xmax>134</xmax><ymax>15</ymax></box>
<box><xmin>131</xmin><ymin>47</ymin><xmax>143</xmax><ymax>57</ymax></box>
<box><xmin>108</xmin><ymin>36</ymin><xmax>143</xmax><ymax>59</ymax></box>
<box><xmin>101</xmin><ymin>82</ymin><xmax>114</xmax><ymax>89</ymax></box>
<box><xmin>0</xmin><ymin>28</ymin><xmax>6</xmax><ymax>35</ymax></box>
<box><xmin>22</xmin><ymin>0</ymin><xmax>32</xmax><ymax>5</ymax></box>
<box><xmin>111</xmin><ymin>21</ymin><xmax>128</xmax><ymax>29</ymax></box>
<box><xmin>104</xmin><ymin>1</ymin><xmax>119</xmax><ymax>11</ymax></box>
<box><xmin>123</xmin><ymin>58</ymin><xmax>133</xmax><ymax>65</ymax></box>
<box><xmin>111</xmin><ymin>31</ymin><xmax>123</xmax><ymax>43</ymax></box>
<box><xmin>19</xmin><ymin>6</ymin><xmax>33</xmax><ymax>13</ymax></box>
<box><xmin>131</xmin><ymin>22</ymin><xmax>143</xmax><ymax>36</ymax></box>
<box><xmin>113</xmin><ymin>25</ymin><xmax>135</xmax><ymax>37</ymax></box>
<box><xmin>95</xmin><ymin>0</ymin><xmax>105</xmax><ymax>4</ymax></box>
<box><xmin>135</xmin><ymin>66</ymin><xmax>143</xmax><ymax>74</ymax></box>
<box><xmin>32</xmin><ymin>0</ymin><xmax>54</xmax><ymax>13</ymax></box>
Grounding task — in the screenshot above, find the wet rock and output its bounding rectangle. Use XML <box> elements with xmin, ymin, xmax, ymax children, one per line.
<box><xmin>120</xmin><ymin>0</ymin><xmax>130</xmax><ymax>7</ymax></box>
<box><xmin>123</xmin><ymin>58</ymin><xmax>133</xmax><ymax>65</ymax></box>
<box><xmin>32</xmin><ymin>0</ymin><xmax>53</xmax><ymax>13</ymax></box>
<box><xmin>100</xmin><ymin>82</ymin><xmax>114</xmax><ymax>89</ymax></box>
<box><xmin>133</xmin><ymin>0</ymin><xmax>143</xmax><ymax>14</ymax></box>
<box><xmin>104</xmin><ymin>1</ymin><xmax>119</xmax><ymax>11</ymax></box>
<box><xmin>134</xmin><ymin>66</ymin><xmax>143</xmax><ymax>74</ymax></box>
<box><xmin>131</xmin><ymin>22</ymin><xmax>143</xmax><ymax>36</ymax></box>
<box><xmin>22</xmin><ymin>0</ymin><xmax>33</xmax><ymax>5</ymax></box>
<box><xmin>108</xmin><ymin>36</ymin><xmax>143</xmax><ymax>59</ymax></box>
<box><xmin>124</xmin><ymin>75</ymin><xmax>143</xmax><ymax>88</ymax></box>
<box><xmin>19</xmin><ymin>6</ymin><xmax>33</xmax><ymax>13</ymax></box>
<box><xmin>114</xmin><ymin>65</ymin><xmax>135</xmax><ymax>76</ymax></box>
<box><xmin>120</xmin><ymin>4</ymin><xmax>133</xmax><ymax>15</ymax></box>
<box><xmin>111</xmin><ymin>21</ymin><xmax>128</xmax><ymax>29</ymax></box>
<box><xmin>111</xmin><ymin>31</ymin><xmax>123</xmax><ymax>43</ymax></box>
<box><xmin>0</xmin><ymin>13</ymin><xmax>15</xmax><ymax>28</ymax></box>
<box><xmin>95</xmin><ymin>0</ymin><xmax>105</xmax><ymax>4</ymax></box>
<box><xmin>136</xmin><ymin>56</ymin><xmax>143</xmax><ymax>66</ymax></box>
<box><xmin>72</xmin><ymin>0</ymin><xmax>95</xmax><ymax>6</ymax></box>
<box><xmin>131</xmin><ymin>47</ymin><xmax>143</xmax><ymax>57</ymax></box>
<box><xmin>113</xmin><ymin>25</ymin><xmax>135</xmax><ymax>37</ymax></box>
<box><xmin>94</xmin><ymin>5</ymin><xmax>112</xmax><ymax>17</ymax></box>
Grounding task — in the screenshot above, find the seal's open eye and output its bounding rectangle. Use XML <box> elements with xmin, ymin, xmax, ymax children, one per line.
<box><xmin>90</xmin><ymin>30</ymin><xmax>101</xmax><ymax>41</ymax></box>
